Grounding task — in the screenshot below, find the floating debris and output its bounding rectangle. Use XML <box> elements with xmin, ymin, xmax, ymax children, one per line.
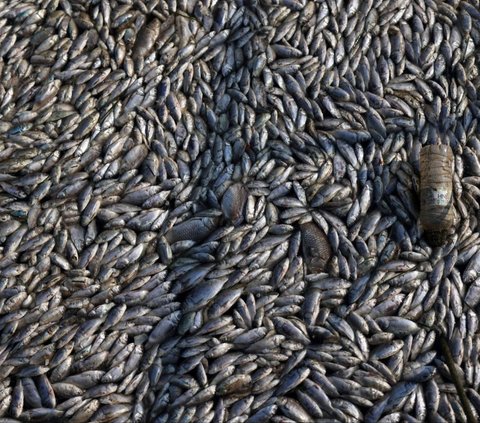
<box><xmin>420</xmin><ymin>144</ymin><xmax>455</xmax><ymax>247</ymax></box>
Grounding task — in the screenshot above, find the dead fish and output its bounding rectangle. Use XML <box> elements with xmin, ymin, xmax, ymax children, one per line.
<box><xmin>165</xmin><ymin>216</ymin><xmax>220</xmax><ymax>244</ymax></box>
<box><xmin>221</xmin><ymin>183</ymin><xmax>249</xmax><ymax>225</ymax></box>
<box><xmin>300</xmin><ymin>222</ymin><xmax>332</xmax><ymax>273</ymax></box>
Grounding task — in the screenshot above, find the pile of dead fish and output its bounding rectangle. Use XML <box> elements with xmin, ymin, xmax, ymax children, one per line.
<box><xmin>2</xmin><ymin>0</ymin><xmax>480</xmax><ymax>421</ymax></box>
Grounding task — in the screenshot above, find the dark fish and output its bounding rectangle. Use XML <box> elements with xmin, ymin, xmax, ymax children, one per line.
<box><xmin>300</xmin><ymin>222</ymin><xmax>332</xmax><ymax>272</ymax></box>
<box><xmin>165</xmin><ymin>216</ymin><xmax>220</xmax><ymax>244</ymax></box>
<box><xmin>221</xmin><ymin>183</ymin><xmax>249</xmax><ymax>225</ymax></box>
